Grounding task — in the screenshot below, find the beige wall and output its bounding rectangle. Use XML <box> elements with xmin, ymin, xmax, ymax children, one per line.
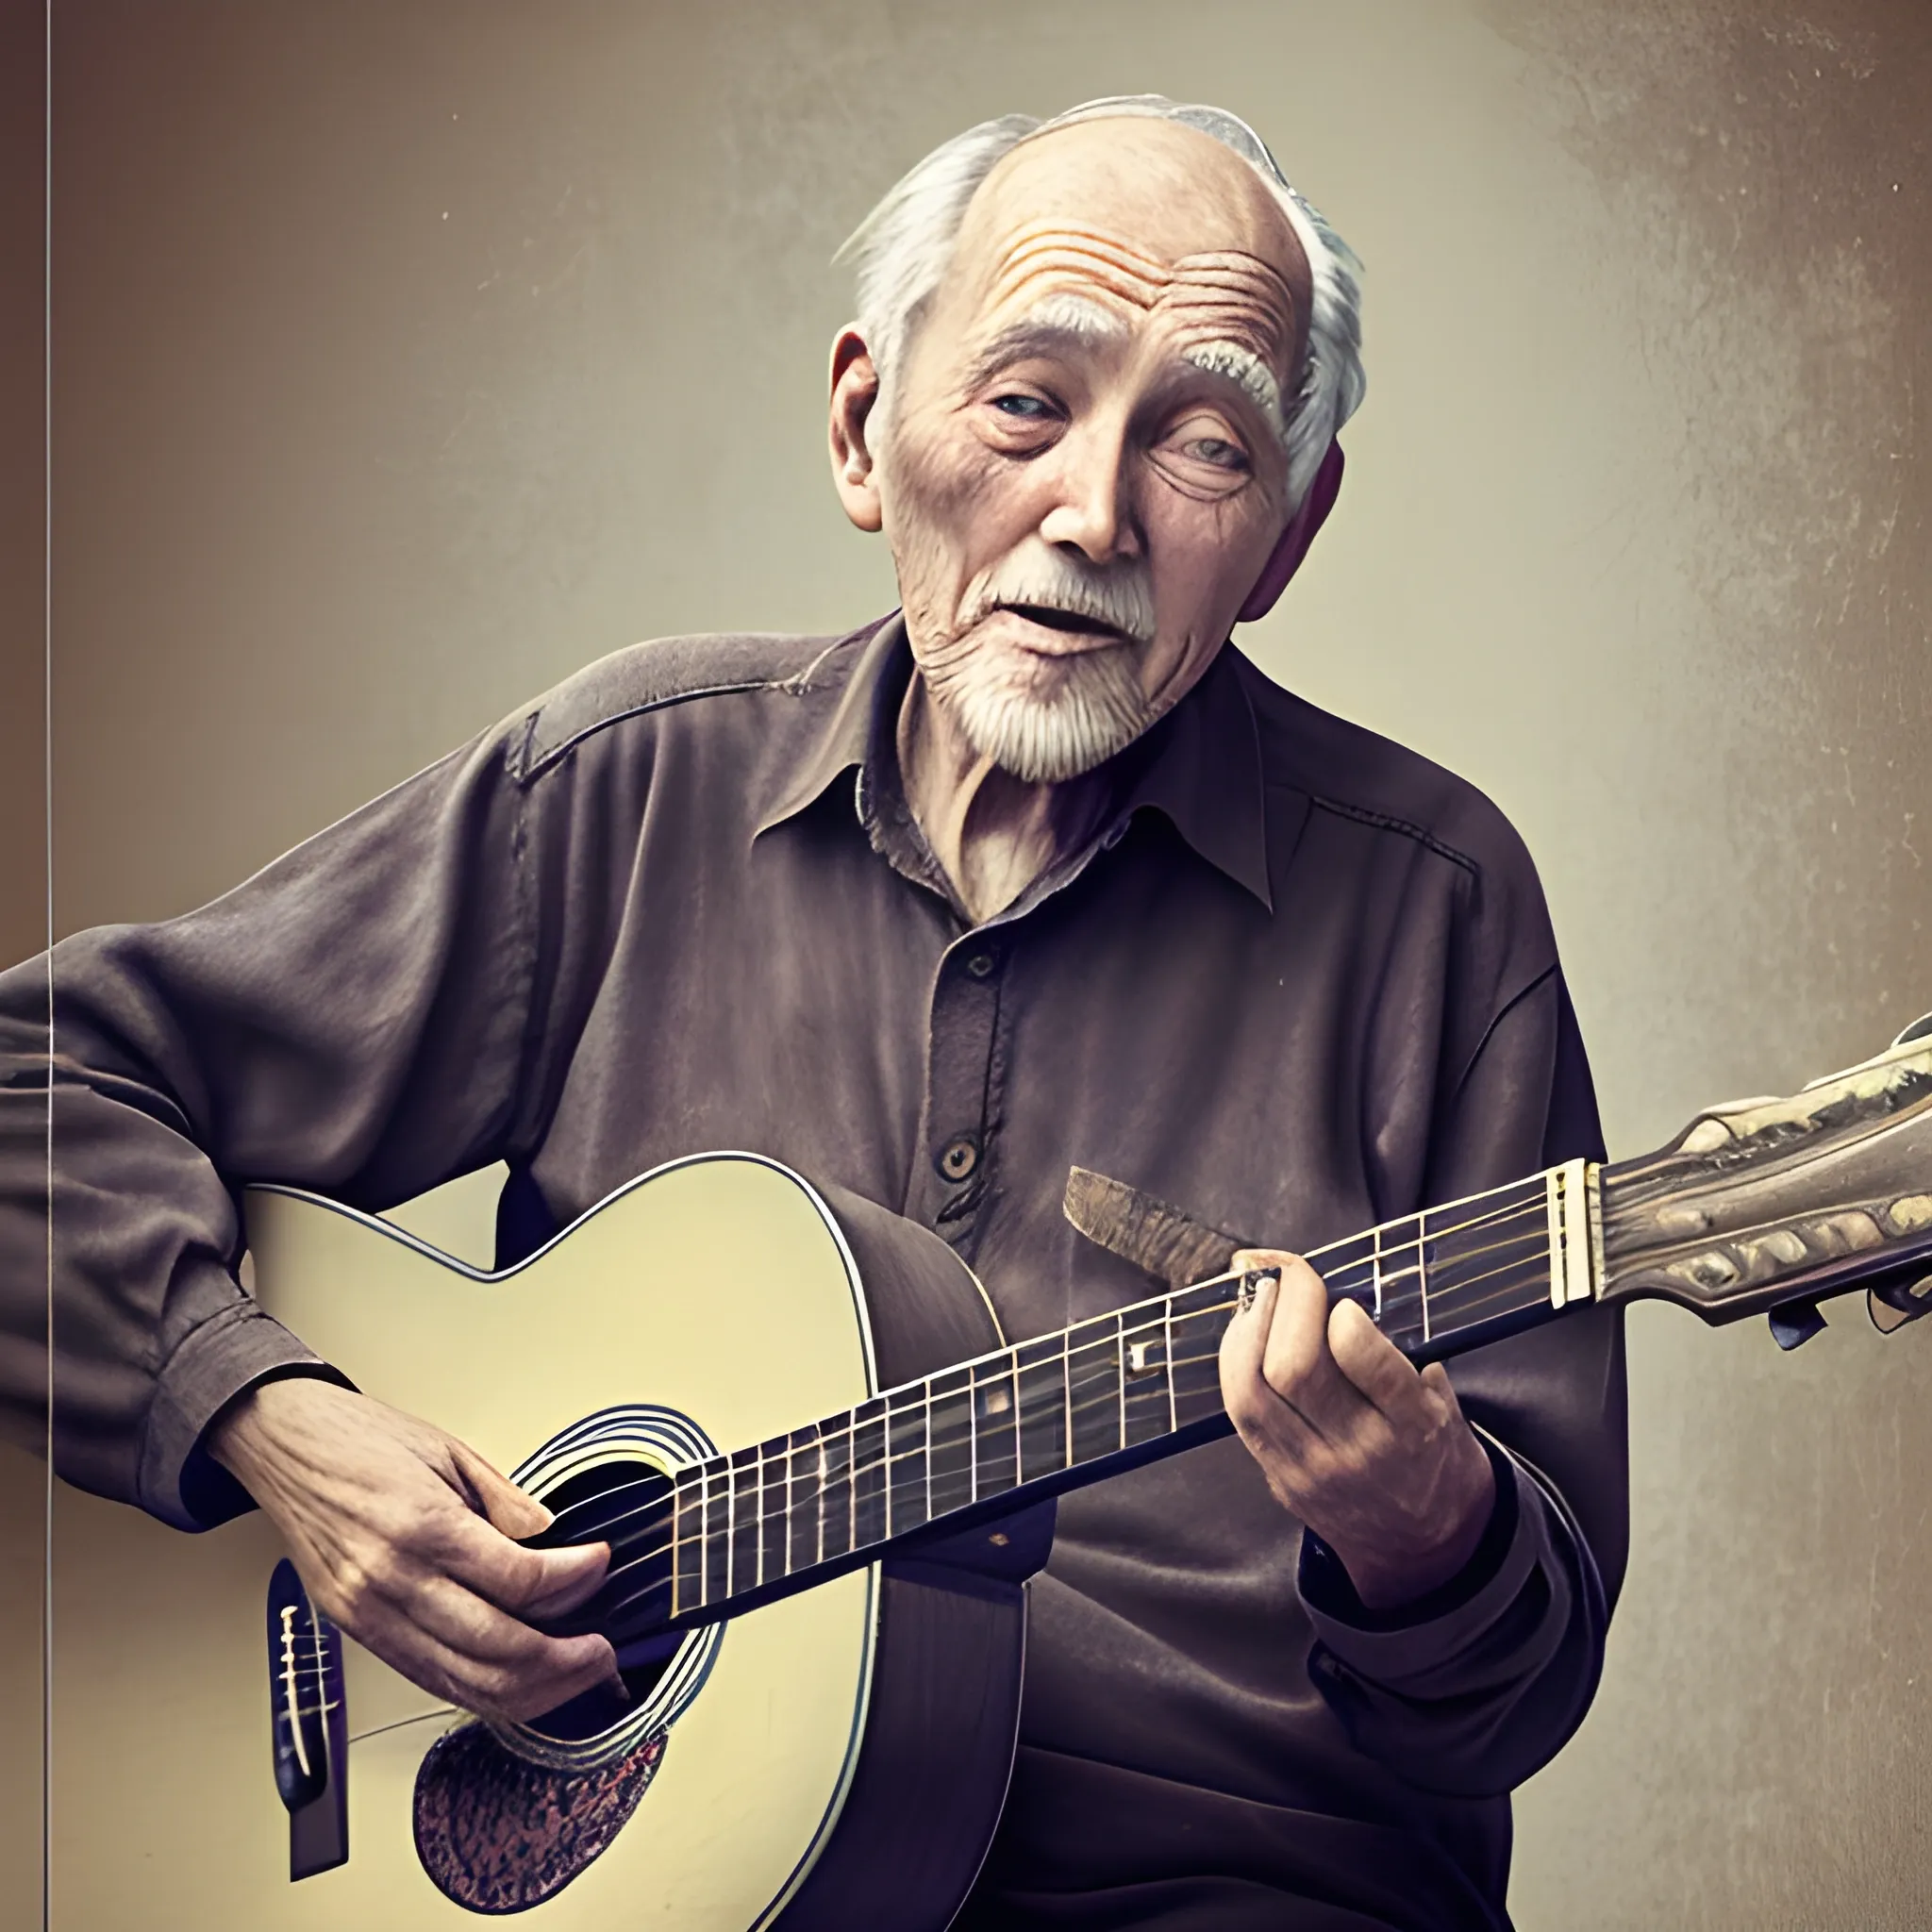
<box><xmin>19</xmin><ymin>1</ymin><xmax>1931</xmax><ymax>1924</ymax></box>
<box><xmin>1</xmin><ymin>1</ymin><xmax>48</xmax><ymax>1927</ymax></box>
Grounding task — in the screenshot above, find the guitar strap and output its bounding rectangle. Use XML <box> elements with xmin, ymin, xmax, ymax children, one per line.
<box><xmin>1062</xmin><ymin>1166</ymin><xmax>1249</xmax><ymax>1287</ymax></box>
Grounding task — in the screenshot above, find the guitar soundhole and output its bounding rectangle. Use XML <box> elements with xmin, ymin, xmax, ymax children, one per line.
<box><xmin>521</xmin><ymin>1457</ymin><xmax>682</xmax><ymax>1748</ymax></box>
<box><xmin>525</xmin><ymin>1638</ymin><xmax>677</xmax><ymax>1747</ymax></box>
<box><xmin>532</xmin><ymin>1457</ymin><xmax>660</xmax><ymax>1518</ymax></box>
<box><xmin>498</xmin><ymin>1407</ymin><xmax>725</xmax><ymax>1772</ymax></box>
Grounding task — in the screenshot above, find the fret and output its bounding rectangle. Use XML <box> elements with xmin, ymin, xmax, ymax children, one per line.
<box><xmin>630</xmin><ymin>1168</ymin><xmax>1584</xmax><ymax>1645</ymax></box>
<box><xmin>1119</xmin><ymin>1307</ymin><xmax>1171</xmax><ymax>1449</ymax></box>
<box><xmin>1066</xmin><ymin>1313</ymin><xmax>1125</xmax><ymax>1466</ymax></box>
<box><xmin>818</xmin><ymin>1416</ymin><xmax>854</xmax><ymax>1562</ymax></box>
<box><xmin>1410</xmin><ymin>1177</ymin><xmax>1557</xmax><ymax>1349</ymax></box>
<box><xmin>1015</xmin><ymin>1335</ymin><xmax>1069</xmax><ymax>1481</ymax></box>
<box><xmin>851</xmin><ymin>1397</ymin><xmax>889</xmax><ymax>1548</ymax></box>
<box><xmin>971</xmin><ymin>1354</ymin><xmax>1019</xmax><ymax>1499</ymax></box>
<box><xmin>1552</xmin><ymin>1160</ymin><xmax>1596</xmax><ymax>1307</ymax></box>
<box><xmin>1370</xmin><ymin>1213</ymin><xmax>1426</xmax><ymax>1347</ymax></box>
<box><xmin>886</xmin><ymin>1385</ymin><xmax>930</xmax><ymax>1538</ymax></box>
<box><xmin>758</xmin><ymin>1436</ymin><xmax>791</xmax><ymax>1587</ymax></box>
<box><xmin>927</xmin><ymin>1369</ymin><xmax>975</xmax><ymax>1520</ymax></box>
<box><xmin>1166</xmin><ymin>1277</ymin><xmax>1237</xmax><ymax>1429</ymax></box>
<box><xmin>786</xmin><ymin>1425</ymin><xmax>822</xmax><ymax>1576</ymax></box>
<box><xmin>728</xmin><ymin>1446</ymin><xmax>760</xmax><ymax>1594</ymax></box>
<box><xmin>703</xmin><ymin>1458</ymin><xmax>730</xmax><ymax>1606</ymax></box>
<box><xmin>673</xmin><ymin>1466</ymin><xmax>705</xmax><ymax>1618</ymax></box>
<box><xmin>1315</xmin><ymin>1230</ymin><xmax>1379</xmax><ymax>1323</ymax></box>
<box><xmin>1163</xmin><ymin>1296</ymin><xmax>1178</xmax><ymax>1434</ymax></box>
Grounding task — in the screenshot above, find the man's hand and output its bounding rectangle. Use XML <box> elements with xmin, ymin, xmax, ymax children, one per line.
<box><xmin>208</xmin><ymin>1377</ymin><xmax>620</xmax><ymax>1724</ymax></box>
<box><xmin>1219</xmin><ymin>1248</ymin><xmax>1495</xmax><ymax>1610</ymax></box>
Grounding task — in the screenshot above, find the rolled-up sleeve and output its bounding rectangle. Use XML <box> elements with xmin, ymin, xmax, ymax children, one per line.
<box><xmin>1297</xmin><ymin>966</ymin><xmax>1627</xmax><ymax>1795</ymax></box>
<box><xmin>0</xmin><ymin>723</ymin><xmax>551</xmax><ymax>1531</ymax></box>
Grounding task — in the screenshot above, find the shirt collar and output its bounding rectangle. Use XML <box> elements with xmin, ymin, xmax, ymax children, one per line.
<box><xmin>754</xmin><ymin>612</ymin><xmax>1275</xmax><ymax>914</ymax></box>
<box><xmin>752</xmin><ymin>614</ymin><xmax>905</xmax><ymax>837</ymax></box>
<box><xmin>1109</xmin><ymin>643</ymin><xmax>1274</xmax><ymax>911</ymax></box>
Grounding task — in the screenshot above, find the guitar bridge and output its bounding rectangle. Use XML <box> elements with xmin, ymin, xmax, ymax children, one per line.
<box><xmin>265</xmin><ymin>1558</ymin><xmax>350</xmax><ymax>1880</ymax></box>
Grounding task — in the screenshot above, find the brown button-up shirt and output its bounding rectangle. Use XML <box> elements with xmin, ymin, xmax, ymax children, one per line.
<box><xmin>0</xmin><ymin>616</ymin><xmax>1626</xmax><ymax>1930</ymax></box>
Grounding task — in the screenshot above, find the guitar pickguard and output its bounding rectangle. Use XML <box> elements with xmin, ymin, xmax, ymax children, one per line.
<box><xmin>413</xmin><ymin>1721</ymin><xmax>670</xmax><ymax>1914</ymax></box>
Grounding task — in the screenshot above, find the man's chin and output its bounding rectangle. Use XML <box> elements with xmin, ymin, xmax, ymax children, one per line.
<box><xmin>954</xmin><ymin>687</ymin><xmax>1154</xmax><ymax>786</ymax></box>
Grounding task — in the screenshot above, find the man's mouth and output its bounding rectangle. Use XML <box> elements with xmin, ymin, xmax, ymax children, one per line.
<box><xmin>995</xmin><ymin>603</ymin><xmax>1130</xmax><ymax>650</ymax></box>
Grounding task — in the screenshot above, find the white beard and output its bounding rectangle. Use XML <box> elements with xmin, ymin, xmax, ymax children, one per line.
<box><xmin>942</xmin><ymin>641</ymin><xmax>1155</xmax><ymax>784</ymax></box>
<box><xmin>929</xmin><ymin>547</ymin><xmax>1160</xmax><ymax>782</ymax></box>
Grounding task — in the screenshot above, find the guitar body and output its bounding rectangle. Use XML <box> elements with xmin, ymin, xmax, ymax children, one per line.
<box><xmin>55</xmin><ymin>1030</ymin><xmax>1932</xmax><ymax>1927</ymax></box>
<box><xmin>55</xmin><ymin>1154</ymin><xmax>1022</xmax><ymax>1930</ymax></box>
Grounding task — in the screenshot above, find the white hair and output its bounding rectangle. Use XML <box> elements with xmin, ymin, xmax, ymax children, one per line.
<box><xmin>835</xmin><ymin>95</ymin><xmax>1366</xmax><ymax>511</ymax></box>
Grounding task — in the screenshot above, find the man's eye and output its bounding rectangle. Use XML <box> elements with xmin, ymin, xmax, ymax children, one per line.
<box><xmin>1186</xmin><ymin>437</ymin><xmax>1249</xmax><ymax>471</ymax></box>
<box><xmin>991</xmin><ymin>394</ymin><xmax>1051</xmax><ymax>419</ymax></box>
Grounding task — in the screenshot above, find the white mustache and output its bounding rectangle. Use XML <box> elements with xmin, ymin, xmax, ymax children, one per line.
<box><xmin>958</xmin><ymin>556</ymin><xmax>1157</xmax><ymax>649</ymax></box>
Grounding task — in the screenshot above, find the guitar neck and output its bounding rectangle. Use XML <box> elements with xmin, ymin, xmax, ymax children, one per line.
<box><xmin>571</xmin><ymin>1160</ymin><xmax>1600</xmax><ymax>1649</ymax></box>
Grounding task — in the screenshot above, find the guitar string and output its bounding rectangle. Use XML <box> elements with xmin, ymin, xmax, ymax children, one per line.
<box><xmin>583</xmin><ymin>1191</ymin><xmax>1562</xmax><ymax>1618</ymax></box>
<box><xmin>569</xmin><ymin>1179</ymin><xmax>1559</xmax><ymax>1601</ymax></box>
<box><xmin>602</xmin><ymin>1248</ymin><xmax>1559</xmax><ymax>1625</ymax></box>
<box><xmin>563</xmin><ymin>1182</ymin><xmax>1546</xmax><ymax>1556</ymax></box>
<box><xmin>348</xmin><ymin>1707</ymin><xmax>458</xmax><ymax>1745</ymax></box>
<box><xmin>621</xmin><ymin>1185</ymin><xmax>1558</xmax><ymax>1588</ymax></box>
<box><xmin>662</xmin><ymin>1194</ymin><xmax>1551</xmax><ymax>1519</ymax></box>
<box><xmin>592</xmin><ymin>1205</ymin><xmax>1568</xmax><ymax>1624</ymax></box>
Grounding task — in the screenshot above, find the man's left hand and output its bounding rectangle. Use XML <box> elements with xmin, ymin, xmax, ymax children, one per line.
<box><xmin>1219</xmin><ymin>1248</ymin><xmax>1496</xmax><ymax>1610</ymax></box>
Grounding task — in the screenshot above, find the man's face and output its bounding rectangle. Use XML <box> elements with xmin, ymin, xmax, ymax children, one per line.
<box><xmin>870</xmin><ymin>118</ymin><xmax>1312</xmax><ymax>783</ymax></box>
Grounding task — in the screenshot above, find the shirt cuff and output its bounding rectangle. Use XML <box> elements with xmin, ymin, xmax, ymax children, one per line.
<box><xmin>1297</xmin><ymin>1430</ymin><xmax>1541</xmax><ymax>1694</ymax></box>
<box><xmin>138</xmin><ymin>1289</ymin><xmax>354</xmax><ymax>1531</ymax></box>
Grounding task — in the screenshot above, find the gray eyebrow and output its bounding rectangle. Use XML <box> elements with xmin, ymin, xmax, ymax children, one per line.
<box><xmin>962</xmin><ymin>295</ymin><xmax>1132</xmax><ymax>386</ymax></box>
<box><xmin>1181</xmin><ymin>341</ymin><xmax>1288</xmax><ymax>446</ymax></box>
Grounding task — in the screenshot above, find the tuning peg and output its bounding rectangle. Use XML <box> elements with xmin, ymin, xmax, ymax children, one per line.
<box><xmin>1767</xmin><ymin>1301</ymin><xmax>1828</xmax><ymax>1350</ymax></box>
<box><xmin>1868</xmin><ymin>1277</ymin><xmax>1932</xmax><ymax>1334</ymax></box>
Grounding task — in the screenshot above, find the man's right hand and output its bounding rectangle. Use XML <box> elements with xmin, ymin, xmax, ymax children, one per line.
<box><xmin>208</xmin><ymin>1376</ymin><xmax>621</xmax><ymax>1724</ymax></box>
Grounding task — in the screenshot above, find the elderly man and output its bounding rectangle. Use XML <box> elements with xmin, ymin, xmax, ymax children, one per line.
<box><xmin>0</xmin><ymin>98</ymin><xmax>1623</xmax><ymax>1929</ymax></box>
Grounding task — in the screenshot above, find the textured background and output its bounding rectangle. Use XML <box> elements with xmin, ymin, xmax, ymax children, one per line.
<box><xmin>0</xmin><ymin>0</ymin><xmax>47</xmax><ymax>1923</ymax></box>
<box><xmin>3</xmin><ymin>1</ymin><xmax>1928</xmax><ymax>1924</ymax></box>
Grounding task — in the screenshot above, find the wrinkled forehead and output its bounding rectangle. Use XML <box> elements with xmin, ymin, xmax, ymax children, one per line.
<box><xmin>940</xmin><ymin>117</ymin><xmax>1311</xmax><ymax>378</ymax></box>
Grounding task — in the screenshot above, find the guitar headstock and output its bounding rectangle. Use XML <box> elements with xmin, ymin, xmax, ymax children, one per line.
<box><xmin>1598</xmin><ymin>1017</ymin><xmax>1932</xmax><ymax>1345</ymax></box>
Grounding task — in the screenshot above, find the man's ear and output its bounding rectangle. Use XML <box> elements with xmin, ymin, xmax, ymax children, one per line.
<box><xmin>828</xmin><ymin>326</ymin><xmax>884</xmax><ymax>534</ymax></box>
<box><xmin>1237</xmin><ymin>439</ymin><xmax>1345</xmax><ymax>624</ymax></box>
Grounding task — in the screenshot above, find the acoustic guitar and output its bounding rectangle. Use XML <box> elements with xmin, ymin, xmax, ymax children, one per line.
<box><xmin>61</xmin><ymin>1021</ymin><xmax>1932</xmax><ymax>1929</ymax></box>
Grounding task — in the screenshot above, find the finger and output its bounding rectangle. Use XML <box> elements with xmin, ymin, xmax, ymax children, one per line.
<box><xmin>1218</xmin><ymin>1264</ymin><xmax>1283</xmax><ymax>1433</ymax></box>
<box><xmin>364</xmin><ymin>1559</ymin><xmax>609</xmax><ymax>1675</ymax></box>
<box><xmin>420</xmin><ymin>1498</ymin><xmax>612</xmax><ymax>1619</ymax></box>
<box><xmin>347</xmin><ymin>1587</ymin><xmax>621</xmax><ymax>1724</ymax></box>
<box><xmin>1218</xmin><ymin>1268</ymin><xmax>1331</xmax><ymax>1454</ymax></box>
<box><xmin>327</xmin><ymin>1542</ymin><xmax>626</xmax><ymax>1704</ymax></box>
<box><xmin>446</xmin><ymin>1440</ymin><xmax>553</xmax><ymax>1538</ymax></box>
<box><xmin>523</xmin><ymin>1541</ymin><xmax>612</xmax><ymax>1620</ymax></box>
<box><xmin>1325</xmin><ymin>1296</ymin><xmax>1434</xmax><ymax>1427</ymax></box>
<box><xmin>1218</xmin><ymin>1269</ymin><xmax>1363</xmax><ymax>1524</ymax></box>
<box><xmin>1230</xmin><ymin>1246</ymin><xmax>1291</xmax><ymax>1276</ymax></box>
<box><xmin>1417</xmin><ymin>1360</ymin><xmax>1472</xmax><ymax>1424</ymax></box>
<box><xmin>1249</xmin><ymin>1255</ymin><xmax>1374</xmax><ymax>1439</ymax></box>
<box><xmin>1223</xmin><ymin>1254</ymin><xmax>1330</xmax><ymax>1437</ymax></box>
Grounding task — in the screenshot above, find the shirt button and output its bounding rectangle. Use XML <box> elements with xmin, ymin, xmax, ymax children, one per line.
<box><xmin>936</xmin><ymin>1135</ymin><xmax>980</xmax><ymax>1182</ymax></box>
<box><xmin>963</xmin><ymin>949</ymin><xmax>998</xmax><ymax>979</ymax></box>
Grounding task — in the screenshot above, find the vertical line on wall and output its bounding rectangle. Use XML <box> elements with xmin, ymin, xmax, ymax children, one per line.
<box><xmin>41</xmin><ymin>3</ymin><xmax>53</xmax><ymax>1926</ymax></box>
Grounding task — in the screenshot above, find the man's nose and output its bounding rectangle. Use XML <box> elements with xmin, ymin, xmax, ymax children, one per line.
<box><xmin>1036</xmin><ymin>422</ymin><xmax>1142</xmax><ymax>564</ymax></box>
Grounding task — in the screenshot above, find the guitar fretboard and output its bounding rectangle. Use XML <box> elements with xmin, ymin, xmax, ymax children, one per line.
<box><xmin>575</xmin><ymin>1161</ymin><xmax>1594</xmax><ymax>1643</ymax></box>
